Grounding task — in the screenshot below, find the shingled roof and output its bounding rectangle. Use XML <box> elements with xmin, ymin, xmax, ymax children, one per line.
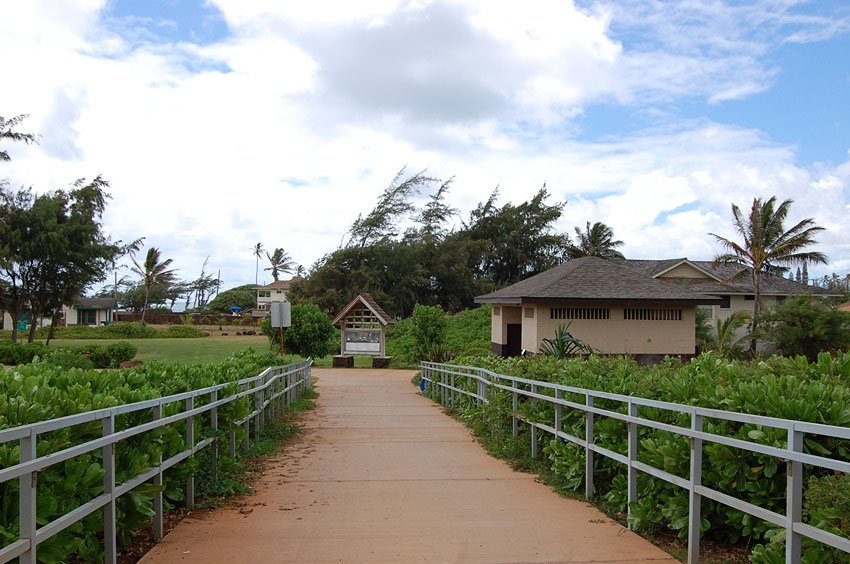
<box><xmin>624</xmin><ymin>259</ymin><xmax>833</xmax><ymax>296</ymax></box>
<box><xmin>474</xmin><ymin>257</ymin><xmax>721</xmax><ymax>304</ymax></box>
<box><xmin>332</xmin><ymin>293</ymin><xmax>392</xmax><ymax>327</ymax></box>
<box><xmin>74</xmin><ymin>297</ymin><xmax>118</xmax><ymax>309</ymax></box>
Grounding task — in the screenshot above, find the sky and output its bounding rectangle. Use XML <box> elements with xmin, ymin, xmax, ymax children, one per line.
<box><xmin>2</xmin><ymin>0</ymin><xmax>850</xmax><ymax>295</ymax></box>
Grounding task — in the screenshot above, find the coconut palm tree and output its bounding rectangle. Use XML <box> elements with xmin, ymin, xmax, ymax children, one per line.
<box><xmin>265</xmin><ymin>247</ymin><xmax>294</xmax><ymax>282</ymax></box>
<box><xmin>252</xmin><ymin>242</ymin><xmax>264</xmax><ymax>285</ymax></box>
<box><xmin>709</xmin><ymin>196</ymin><xmax>826</xmax><ymax>353</ymax></box>
<box><xmin>131</xmin><ymin>247</ymin><xmax>177</xmax><ymax>323</ymax></box>
<box><xmin>565</xmin><ymin>221</ymin><xmax>625</xmax><ymax>260</ymax></box>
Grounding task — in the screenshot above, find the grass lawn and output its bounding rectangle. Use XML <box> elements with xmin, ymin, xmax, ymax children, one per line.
<box><xmin>47</xmin><ymin>335</ymin><xmax>271</xmax><ymax>364</ymax></box>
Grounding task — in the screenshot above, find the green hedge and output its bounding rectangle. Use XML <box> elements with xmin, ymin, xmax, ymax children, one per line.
<box><xmin>0</xmin><ymin>322</ymin><xmax>207</xmax><ymax>341</ymax></box>
<box><xmin>436</xmin><ymin>352</ymin><xmax>850</xmax><ymax>559</ymax></box>
<box><xmin>0</xmin><ymin>341</ymin><xmax>137</xmax><ymax>368</ymax></box>
<box><xmin>0</xmin><ymin>349</ymin><xmax>285</xmax><ymax>562</ymax></box>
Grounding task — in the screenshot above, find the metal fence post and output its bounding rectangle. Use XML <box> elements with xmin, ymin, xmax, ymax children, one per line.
<box><xmin>102</xmin><ymin>415</ymin><xmax>117</xmax><ymax>564</ymax></box>
<box><xmin>255</xmin><ymin>386</ymin><xmax>263</xmax><ymax>438</ymax></box>
<box><xmin>688</xmin><ymin>413</ymin><xmax>704</xmax><ymax>564</ymax></box>
<box><xmin>531</xmin><ymin>384</ymin><xmax>539</xmax><ymax>458</ymax></box>
<box><xmin>512</xmin><ymin>380</ymin><xmax>519</xmax><ymax>437</ymax></box>
<box><xmin>19</xmin><ymin>430</ymin><xmax>36</xmax><ymax>564</ymax></box>
<box><xmin>152</xmin><ymin>403</ymin><xmax>164</xmax><ymax>541</ymax></box>
<box><xmin>555</xmin><ymin>388</ymin><xmax>562</xmax><ymax>437</ymax></box>
<box><xmin>185</xmin><ymin>397</ymin><xmax>195</xmax><ymax>509</ymax></box>
<box><xmin>786</xmin><ymin>427</ymin><xmax>803</xmax><ymax>564</ymax></box>
<box><xmin>585</xmin><ymin>394</ymin><xmax>594</xmax><ymax>500</ymax></box>
<box><xmin>627</xmin><ymin>399</ymin><xmax>638</xmax><ymax>528</ymax></box>
<box><xmin>210</xmin><ymin>389</ymin><xmax>219</xmax><ymax>481</ymax></box>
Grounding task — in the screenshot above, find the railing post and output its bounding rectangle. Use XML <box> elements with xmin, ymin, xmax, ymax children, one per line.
<box><xmin>531</xmin><ymin>384</ymin><xmax>539</xmax><ymax>458</ymax></box>
<box><xmin>185</xmin><ymin>397</ymin><xmax>195</xmax><ymax>509</ymax></box>
<box><xmin>555</xmin><ymin>388</ymin><xmax>562</xmax><ymax>437</ymax></box>
<box><xmin>512</xmin><ymin>380</ymin><xmax>519</xmax><ymax>437</ymax></box>
<box><xmin>450</xmin><ymin>373</ymin><xmax>455</xmax><ymax>410</ymax></box>
<box><xmin>627</xmin><ymin>399</ymin><xmax>638</xmax><ymax>528</ymax></box>
<box><xmin>102</xmin><ymin>415</ymin><xmax>117</xmax><ymax>564</ymax></box>
<box><xmin>786</xmin><ymin>427</ymin><xmax>803</xmax><ymax>564</ymax></box>
<box><xmin>585</xmin><ymin>394</ymin><xmax>594</xmax><ymax>500</ymax></box>
<box><xmin>210</xmin><ymin>389</ymin><xmax>219</xmax><ymax>481</ymax></box>
<box><xmin>19</xmin><ymin>430</ymin><xmax>36</xmax><ymax>564</ymax></box>
<box><xmin>254</xmin><ymin>386</ymin><xmax>263</xmax><ymax>440</ymax></box>
<box><xmin>152</xmin><ymin>403</ymin><xmax>164</xmax><ymax>541</ymax></box>
<box><xmin>688</xmin><ymin>412</ymin><xmax>704</xmax><ymax>564</ymax></box>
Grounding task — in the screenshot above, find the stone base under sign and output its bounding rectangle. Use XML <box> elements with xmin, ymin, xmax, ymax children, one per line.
<box><xmin>371</xmin><ymin>356</ymin><xmax>392</xmax><ymax>369</ymax></box>
<box><xmin>332</xmin><ymin>355</ymin><xmax>354</xmax><ymax>368</ymax></box>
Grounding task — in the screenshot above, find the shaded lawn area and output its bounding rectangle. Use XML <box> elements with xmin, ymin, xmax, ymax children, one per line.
<box><xmin>47</xmin><ymin>335</ymin><xmax>271</xmax><ymax>364</ymax></box>
<box><xmin>42</xmin><ymin>336</ymin><xmax>415</xmax><ymax>367</ymax></box>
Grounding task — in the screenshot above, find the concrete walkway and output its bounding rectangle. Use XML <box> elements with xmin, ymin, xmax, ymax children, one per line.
<box><xmin>141</xmin><ymin>368</ymin><xmax>678</xmax><ymax>563</ymax></box>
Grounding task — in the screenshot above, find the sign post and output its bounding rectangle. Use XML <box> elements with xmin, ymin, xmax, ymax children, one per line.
<box><xmin>270</xmin><ymin>302</ymin><xmax>292</xmax><ymax>356</ymax></box>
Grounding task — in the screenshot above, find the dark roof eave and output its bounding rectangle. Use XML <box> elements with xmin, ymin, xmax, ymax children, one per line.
<box><xmin>475</xmin><ymin>296</ymin><xmax>723</xmax><ymax>306</ymax></box>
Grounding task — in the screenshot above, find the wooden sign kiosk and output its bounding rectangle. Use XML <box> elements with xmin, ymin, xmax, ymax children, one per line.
<box><xmin>332</xmin><ymin>293</ymin><xmax>392</xmax><ymax>368</ymax></box>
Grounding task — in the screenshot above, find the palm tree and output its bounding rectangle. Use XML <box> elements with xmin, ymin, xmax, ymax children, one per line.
<box><xmin>131</xmin><ymin>247</ymin><xmax>177</xmax><ymax>323</ymax></box>
<box><xmin>265</xmin><ymin>247</ymin><xmax>294</xmax><ymax>282</ymax></box>
<box><xmin>565</xmin><ymin>221</ymin><xmax>625</xmax><ymax>260</ymax></box>
<box><xmin>709</xmin><ymin>312</ymin><xmax>751</xmax><ymax>359</ymax></box>
<box><xmin>252</xmin><ymin>242</ymin><xmax>264</xmax><ymax>285</ymax></box>
<box><xmin>709</xmin><ymin>196</ymin><xmax>826</xmax><ymax>353</ymax></box>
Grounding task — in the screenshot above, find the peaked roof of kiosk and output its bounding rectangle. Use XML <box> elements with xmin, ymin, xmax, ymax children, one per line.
<box><xmin>474</xmin><ymin>256</ymin><xmax>722</xmax><ymax>304</ymax></box>
<box><xmin>332</xmin><ymin>293</ymin><xmax>392</xmax><ymax>327</ymax></box>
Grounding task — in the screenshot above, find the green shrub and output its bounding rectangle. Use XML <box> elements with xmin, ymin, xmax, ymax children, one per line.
<box><xmin>262</xmin><ymin>304</ymin><xmax>335</xmax><ymax>358</ymax></box>
<box><xmin>160</xmin><ymin>325</ymin><xmax>207</xmax><ymax>338</ymax></box>
<box><xmin>411</xmin><ymin>304</ymin><xmax>447</xmax><ymax>361</ymax></box>
<box><xmin>435</xmin><ymin>352</ymin><xmax>850</xmax><ymax>557</ymax></box>
<box><xmin>45</xmin><ymin>349</ymin><xmax>95</xmax><ymax>370</ymax></box>
<box><xmin>0</xmin><ymin>342</ymin><xmax>50</xmax><ymax>364</ymax></box>
<box><xmin>106</xmin><ymin>342</ymin><xmax>138</xmax><ymax>365</ymax></box>
<box><xmin>763</xmin><ymin>295</ymin><xmax>850</xmax><ymax>360</ymax></box>
<box><xmin>99</xmin><ymin>323</ymin><xmax>159</xmax><ymax>339</ymax></box>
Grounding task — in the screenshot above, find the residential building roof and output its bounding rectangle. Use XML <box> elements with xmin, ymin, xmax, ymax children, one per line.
<box><xmin>256</xmin><ymin>280</ymin><xmax>294</xmax><ymax>290</ymax></box>
<box><xmin>474</xmin><ymin>256</ymin><xmax>722</xmax><ymax>304</ymax></box>
<box><xmin>74</xmin><ymin>297</ymin><xmax>118</xmax><ymax>309</ymax></box>
<box><xmin>624</xmin><ymin>259</ymin><xmax>833</xmax><ymax>296</ymax></box>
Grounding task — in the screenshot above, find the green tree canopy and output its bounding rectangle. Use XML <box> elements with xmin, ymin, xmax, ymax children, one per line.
<box><xmin>763</xmin><ymin>295</ymin><xmax>850</xmax><ymax>361</ymax></box>
<box><xmin>205</xmin><ymin>284</ymin><xmax>258</xmax><ymax>313</ymax></box>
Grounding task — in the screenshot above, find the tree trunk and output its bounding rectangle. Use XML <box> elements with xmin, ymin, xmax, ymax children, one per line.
<box><xmin>9</xmin><ymin>310</ymin><xmax>20</xmax><ymax>343</ymax></box>
<box><xmin>749</xmin><ymin>270</ymin><xmax>762</xmax><ymax>354</ymax></box>
<box><xmin>27</xmin><ymin>316</ymin><xmax>38</xmax><ymax>343</ymax></box>
<box><xmin>46</xmin><ymin>310</ymin><xmax>62</xmax><ymax>346</ymax></box>
<box><xmin>141</xmin><ymin>287</ymin><xmax>149</xmax><ymax>324</ymax></box>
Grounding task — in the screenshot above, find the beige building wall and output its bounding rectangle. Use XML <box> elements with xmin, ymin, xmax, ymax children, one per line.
<box><xmin>491</xmin><ymin>305</ymin><xmax>521</xmax><ymax>346</ymax></box>
<box><xmin>522</xmin><ymin>306</ymin><xmax>538</xmax><ymax>352</ymax></box>
<box><xmin>531</xmin><ymin>303</ymin><xmax>697</xmax><ymax>355</ymax></box>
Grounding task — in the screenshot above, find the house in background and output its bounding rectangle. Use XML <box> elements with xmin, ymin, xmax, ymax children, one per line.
<box><xmin>2</xmin><ymin>297</ymin><xmax>117</xmax><ymax>329</ymax></box>
<box><xmin>475</xmin><ymin>256</ymin><xmax>833</xmax><ymax>361</ymax></box>
<box><xmin>624</xmin><ymin>259</ymin><xmax>836</xmax><ymax>330</ymax></box>
<box><xmin>63</xmin><ymin>297</ymin><xmax>118</xmax><ymax>326</ymax></box>
<box><xmin>475</xmin><ymin>256</ymin><xmax>721</xmax><ymax>363</ymax></box>
<box><xmin>254</xmin><ymin>280</ymin><xmax>294</xmax><ymax>317</ymax></box>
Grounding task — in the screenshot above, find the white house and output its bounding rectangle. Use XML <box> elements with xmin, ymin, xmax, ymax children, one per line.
<box><xmin>2</xmin><ymin>297</ymin><xmax>118</xmax><ymax>329</ymax></box>
<box><xmin>254</xmin><ymin>280</ymin><xmax>294</xmax><ymax>316</ymax></box>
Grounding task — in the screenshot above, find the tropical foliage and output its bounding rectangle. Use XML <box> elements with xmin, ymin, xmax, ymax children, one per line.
<box><xmin>538</xmin><ymin>323</ymin><xmax>595</xmax><ymax>357</ymax></box>
<box><xmin>130</xmin><ymin>246</ymin><xmax>177</xmax><ymax>323</ymax></box>
<box><xmin>290</xmin><ymin>169</ymin><xmax>569</xmax><ymax>317</ymax></box>
<box><xmin>564</xmin><ymin>221</ymin><xmax>624</xmax><ymax>260</ymax></box>
<box><xmin>762</xmin><ymin>295</ymin><xmax>850</xmax><ymax>360</ymax></box>
<box><xmin>427</xmin><ymin>352</ymin><xmax>850</xmax><ymax>561</ymax></box>
<box><xmin>261</xmin><ymin>303</ymin><xmax>336</xmax><ymax>358</ymax></box>
<box><xmin>710</xmin><ymin>197</ymin><xmax>826</xmax><ymax>352</ymax></box>
<box><xmin>0</xmin><ymin>350</ymin><xmax>289</xmax><ymax>562</ymax></box>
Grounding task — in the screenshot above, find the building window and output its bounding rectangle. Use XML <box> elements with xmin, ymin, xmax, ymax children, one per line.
<box><xmin>493</xmin><ymin>306</ymin><xmax>501</xmax><ymax>316</ymax></box>
<box><xmin>697</xmin><ymin>305</ymin><xmax>714</xmax><ymax>319</ymax></box>
<box><xmin>550</xmin><ymin>307</ymin><xmax>610</xmax><ymax>320</ymax></box>
<box><xmin>258</xmin><ymin>291</ymin><xmax>271</xmax><ymax>298</ymax></box>
<box><xmin>719</xmin><ymin>295</ymin><xmax>731</xmax><ymax>309</ymax></box>
<box><xmin>744</xmin><ymin>295</ymin><xmax>755</xmax><ymax>301</ymax></box>
<box><xmin>624</xmin><ymin>308</ymin><xmax>682</xmax><ymax>321</ymax></box>
<box><xmin>78</xmin><ymin>309</ymin><xmax>97</xmax><ymax>326</ymax></box>
<box><xmin>524</xmin><ymin>308</ymin><xmax>535</xmax><ymax>319</ymax></box>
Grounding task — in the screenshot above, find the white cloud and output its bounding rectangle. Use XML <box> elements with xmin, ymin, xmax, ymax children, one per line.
<box><xmin>1</xmin><ymin>0</ymin><xmax>848</xmax><ymax>295</ymax></box>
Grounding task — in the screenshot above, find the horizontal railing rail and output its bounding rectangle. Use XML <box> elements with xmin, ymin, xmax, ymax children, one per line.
<box><xmin>420</xmin><ymin>361</ymin><xmax>850</xmax><ymax>564</ymax></box>
<box><xmin>0</xmin><ymin>359</ymin><xmax>312</xmax><ymax>564</ymax></box>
